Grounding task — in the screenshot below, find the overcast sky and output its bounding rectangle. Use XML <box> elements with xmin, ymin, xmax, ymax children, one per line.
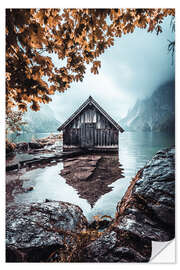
<box><xmin>47</xmin><ymin>15</ymin><xmax>175</xmax><ymax>123</ymax></box>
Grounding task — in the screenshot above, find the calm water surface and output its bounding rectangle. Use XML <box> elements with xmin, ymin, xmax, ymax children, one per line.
<box><xmin>14</xmin><ymin>131</ymin><xmax>175</xmax><ymax>221</ymax></box>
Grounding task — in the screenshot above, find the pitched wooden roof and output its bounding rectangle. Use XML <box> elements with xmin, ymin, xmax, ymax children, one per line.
<box><xmin>57</xmin><ymin>96</ymin><xmax>124</xmax><ymax>132</ymax></box>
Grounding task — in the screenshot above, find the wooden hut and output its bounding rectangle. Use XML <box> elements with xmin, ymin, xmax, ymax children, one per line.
<box><xmin>57</xmin><ymin>96</ymin><xmax>124</xmax><ymax>152</ymax></box>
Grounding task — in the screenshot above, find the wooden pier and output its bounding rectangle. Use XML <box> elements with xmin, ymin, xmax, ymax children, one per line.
<box><xmin>6</xmin><ymin>150</ymin><xmax>83</xmax><ymax>172</ymax></box>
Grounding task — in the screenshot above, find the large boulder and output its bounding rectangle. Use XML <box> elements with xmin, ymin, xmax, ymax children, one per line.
<box><xmin>81</xmin><ymin>229</ymin><xmax>151</xmax><ymax>262</ymax></box>
<box><xmin>116</xmin><ymin>147</ymin><xmax>175</xmax><ymax>242</ymax></box>
<box><xmin>81</xmin><ymin>147</ymin><xmax>175</xmax><ymax>262</ymax></box>
<box><xmin>6</xmin><ymin>200</ymin><xmax>88</xmax><ymax>262</ymax></box>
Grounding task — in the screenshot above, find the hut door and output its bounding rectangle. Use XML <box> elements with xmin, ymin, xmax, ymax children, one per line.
<box><xmin>80</xmin><ymin>123</ymin><xmax>95</xmax><ymax>148</ymax></box>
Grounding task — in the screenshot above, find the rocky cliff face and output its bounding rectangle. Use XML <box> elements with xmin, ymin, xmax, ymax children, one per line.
<box><xmin>121</xmin><ymin>81</ymin><xmax>175</xmax><ymax>132</ymax></box>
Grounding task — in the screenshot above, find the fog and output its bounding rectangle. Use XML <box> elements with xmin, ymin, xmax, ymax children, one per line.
<box><xmin>47</xmin><ymin>16</ymin><xmax>175</xmax><ymax>123</ymax></box>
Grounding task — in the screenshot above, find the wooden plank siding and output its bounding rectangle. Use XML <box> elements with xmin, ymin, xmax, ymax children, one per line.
<box><xmin>63</xmin><ymin>104</ymin><xmax>119</xmax><ymax>151</ymax></box>
<box><xmin>58</xmin><ymin>96</ymin><xmax>124</xmax><ymax>152</ymax></box>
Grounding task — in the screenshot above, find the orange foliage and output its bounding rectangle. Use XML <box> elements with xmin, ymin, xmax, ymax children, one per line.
<box><xmin>6</xmin><ymin>8</ymin><xmax>175</xmax><ymax>112</ymax></box>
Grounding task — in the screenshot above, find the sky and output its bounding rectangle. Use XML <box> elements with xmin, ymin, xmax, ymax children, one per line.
<box><xmin>44</xmin><ymin>15</ymin><xmax>174</xmax><ymax>123</ymax></box>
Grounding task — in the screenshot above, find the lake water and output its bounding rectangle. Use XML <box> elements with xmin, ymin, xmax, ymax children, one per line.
<box><xmin>13</xmin><ymin>131</ymin><xmax>175</xmax><ymax>221</ymax></box>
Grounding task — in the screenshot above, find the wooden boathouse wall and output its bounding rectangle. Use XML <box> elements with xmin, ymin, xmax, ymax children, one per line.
<box><xmin>58</xmin><ymin>96</ymin><xmax>124</xmax><ymax>152</ymax></box>
<box><xmin>63</xmin><ymin>105</ymin><xmax>119</xmax><ymax>150</ymax></box>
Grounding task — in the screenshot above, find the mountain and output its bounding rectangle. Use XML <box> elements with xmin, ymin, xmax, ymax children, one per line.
<box><xmin>121</xmin><ymin>81</ymin><xmax>175</xmax><ymax>132</ymax></box>
<box><xmin>22</xmin><ymin>105</ymin><xmax>60</xmax><ymax>133</ymax></box>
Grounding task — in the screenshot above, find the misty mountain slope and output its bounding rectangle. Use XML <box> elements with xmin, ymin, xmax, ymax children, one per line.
<box><xmin>22</xmin><ymin>105</ymin><xmax>60</xmax><ymax>133</ymax></box>
<box><xmin>121</xmin><ymin>81</ymin><xmax>175</xmax><ymax>132</ymax></box>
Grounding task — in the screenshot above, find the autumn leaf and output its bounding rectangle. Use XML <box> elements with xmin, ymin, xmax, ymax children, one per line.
<box><xmin>6</xmin><ymin>8</ymin><xmax>175</xmax><ymax>114</ymax></box>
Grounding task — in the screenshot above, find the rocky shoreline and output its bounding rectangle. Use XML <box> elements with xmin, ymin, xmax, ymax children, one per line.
<box><xmin>6</xmin><ymin>147</ymin><xmax>175</xmax><ymax>262</ymax></box>
<box><xmin>79</xmin><ymin>147</ymin><xmax>175</xmax><ymax>262</ymax></box>
<box><xmin>6</xmin><ymin>134</ymin><xmax>62</xmax><ymax>156</ymax></box>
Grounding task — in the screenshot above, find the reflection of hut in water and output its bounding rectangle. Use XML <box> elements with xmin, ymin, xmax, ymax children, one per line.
<box><xmin>60</xmin><ymin>154</ymin><xmax>124</xmax><ymax>208</ymax></box>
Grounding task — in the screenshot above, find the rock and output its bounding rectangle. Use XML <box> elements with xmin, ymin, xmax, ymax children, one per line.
<box><xmin>121</xmin><ymin>81</ymin><xmax>175</xmax><ymax>132</ymax></box>
<box><xmin>29</xmin><ymin>142</ymin><xmax>44</xmax><ymax>149</ymax></box>
<box><xmin>24</xmin><ymin>186</ymin><xmax>34</xmax><ymax>192</ymax></box>
<box><xmin>73</xmin><ymin>167</ymin><xmax>96</xmax><ymax>180</ymax></box>
<box><xmin>116</xmin><ymin>147</ymin><xmax>175</xmax><ymax>241</ymax></box>
<box><xmin>81</xmin><ymin>229</ymin><xmax>151</xmax><ymax>262</ymax></box>
<box><xmin>81</xmin><ymin>147</ymin><xmax>174</xmax><ymax>262</ymax></box>
<box><xmin>16</xmin><ymin>142</ymin><xmax>28</xmax><ymax>152</ymax></box>
<box><xmin>88</xmin><ymin>219</ymin><xmax>112</xmax><ymax>230</ymax></box>
<box><xmin>6</xmin><ymin>201</ymin><xmax>88</xmax><ymax>262</ymax></box>
<box><xmin>63</xmin><ymin>159</ymin><xmax>80</xmax><ymax>168</ymax></box>
<box><xmin>6</xmin><ymin>178</ymin><xmax>24</xmax><ymax>202</ymax></box>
